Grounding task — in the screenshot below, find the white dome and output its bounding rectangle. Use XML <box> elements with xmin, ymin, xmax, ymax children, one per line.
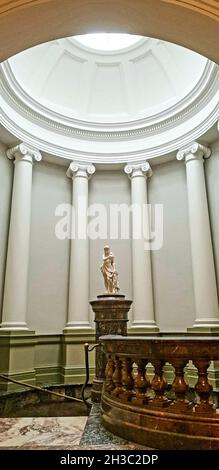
<box><xmin>0</xmin><ymin>34</ymin><xmax>218</xmax><ymax>164</ymax></box>
<box><xmin>8</xmin><ymin>34</ymin><xmax>207</xmax><ymax>124</ymax></box>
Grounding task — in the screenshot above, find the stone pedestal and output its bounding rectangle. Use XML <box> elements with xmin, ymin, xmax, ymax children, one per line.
<box><xmin>90</xmin><ymin>294</ymin><xmax>132</xmax><ymax>402</ymax></box>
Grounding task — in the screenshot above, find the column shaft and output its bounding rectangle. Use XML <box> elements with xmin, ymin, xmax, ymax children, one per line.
<box><xmin>125</xmin><ymin>162</ymin><xmax>158</xmax><ymax>332</ymax></box>
<box><xmin>177</xmin><ymin>143</ymin><xmax>219</xmax><ymax>330</ymax></box>
<box><xmin>65</xmin><ymin>162</ymin><xmax>95</xmax><ymax>330</ymax></box>
<box><xmin>1</xmin><ymin>144</ymin><xmax>42</xmax><ymax>330</ymax></box>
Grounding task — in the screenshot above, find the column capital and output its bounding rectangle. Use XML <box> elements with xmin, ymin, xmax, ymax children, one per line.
<box><xmin>66</xmin><ymin>161</ymin><xmax>96</xmax><ymax>180</ymax></box>
<box><xmin>7</xmin><ymin>143</ymin><xmax>42</xmax><ymax>164</ymax></box>
<box><xmin>124</xmin><ymin>161</ymin><xmax>153</xmax><ymax>179</ymax></box>
<box><xmin>177</xmin><ymin>142</ymin><xmax>211</xmax><ymax>163</ymax></box>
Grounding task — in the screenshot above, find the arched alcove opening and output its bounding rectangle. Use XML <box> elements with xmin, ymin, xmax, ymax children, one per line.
<box><xmin>0</xmin><ymin>0</ymin><xmax>218</xmax><ymax>64</ymax></box>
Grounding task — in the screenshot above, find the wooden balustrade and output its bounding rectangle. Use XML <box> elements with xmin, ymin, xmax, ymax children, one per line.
<box><xmin>100</xmin><ymin>336</ymin><xmax>219</xmax><ymax>450</ymax></box>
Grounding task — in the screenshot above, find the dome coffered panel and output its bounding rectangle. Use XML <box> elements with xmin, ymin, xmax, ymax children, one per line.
<box><xmin>7</xmin><ymin>36</ymin><xmax>207</xmax><ymax>124</ymax></box>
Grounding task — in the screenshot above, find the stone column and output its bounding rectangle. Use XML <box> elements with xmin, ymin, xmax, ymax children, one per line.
<box><xmin>177</xmin><ymin>142</ymin><xmax>219</xmax><ymax>331</ymax></box>
<box><xmin>1</xmin><ymin>143</ymin><xmax>42</xmax><ymax>330</ymax></box>
<box><xmin>65</xmin><ymin>162</ymin><xmax>95</xmax><ymax>330</ymax></box>
<box><xmin>124</xmin><ymin>162</ymin><xmax>158</xmax><ymax>332</ymax></box>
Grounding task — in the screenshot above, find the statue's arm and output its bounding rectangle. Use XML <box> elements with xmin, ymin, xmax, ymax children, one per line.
<box><xmin>103</xmin><ymin>254</ymin><xmax>111</xmax><ymax>261</ymax></box>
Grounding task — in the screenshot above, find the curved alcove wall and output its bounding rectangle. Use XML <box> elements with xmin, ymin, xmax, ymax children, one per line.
<box><xmin>0</xmin><ymin>145</ymin><xmax>219</xmax><ymax>335</ymax></box>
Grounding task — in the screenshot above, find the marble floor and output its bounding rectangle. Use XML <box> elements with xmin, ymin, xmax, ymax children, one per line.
<box><xmin>0</xmin><ymin>417</ymin><xmax>87</xmax><ymax>449</ymax></box>
<box><xmin>0</xmin><ymin>405</ymin><xmax>151</xmax><ymax>450</ymax></box>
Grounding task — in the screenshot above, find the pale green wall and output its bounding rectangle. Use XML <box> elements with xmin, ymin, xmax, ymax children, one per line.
<box><xmin>1</xmin><ymin>146</ymin><xmax>219</xmax><ymax>335</ymax></box>
<box><xmin>149</xmin><ymin>160</ymin><xmax>195</xmax><ymax>331</ymax></box>
<box><xmin>27</xmin><ymin>161</ymin><xmax>71</xmax><ymax>334</ymax></box>
<box><xmin>0</xmin><ymin>142</ymin><xmax>13</xmax><ymax>322</ymax></box>
<box><xmin>26</xmin><ymin>160</ymin><xmax>197</xmax><ymax>333</ymax></box>
<box><xmin>205</xmin><ymin>140</ymin><xmax>219</xmax><ymax>295</ymax></box>
<box><xmin>27</xmin><ymin>167</ymin><xmax>133</xmax><ymax>332</ymax></box>
<box><xmin>89</xmin><ymin>171</ymin><xmax>133</xmax><ymax>323</ymax></box>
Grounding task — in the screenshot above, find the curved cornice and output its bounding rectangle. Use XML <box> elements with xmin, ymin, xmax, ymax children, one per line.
<box><xmin>162</xmin><ymin>1</ymin><xmax>219</xmax><ymax>21</ymax></box>
<box><xmin>0</xmin><ymin>1</ymin><xmax>39</xmax><ymax>15</ymax></box>
<box><xmin>0</xmin><ymin>59</ymin><xmax>218</xmax><ymax>141</ymax></box>
<box><xmin>0</xmin><ymin>102</ymin><xmax>218</xmax><ymax>164</ymax></box>
<box><xmin>1</xmin><ymin>1</ymin><xmax>219</xmax><ymax>21</ymax></box>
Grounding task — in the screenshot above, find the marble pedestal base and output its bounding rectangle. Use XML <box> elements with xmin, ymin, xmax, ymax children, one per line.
<box><xmin>90</xmin><ymin>294</ymin><xmax>132</xmax><ymax>403</ymax></box>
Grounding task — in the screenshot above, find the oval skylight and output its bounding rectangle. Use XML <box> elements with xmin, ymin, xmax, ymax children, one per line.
<box><xmin>74</xmin><ymin>33</ymin><xmax>143</xmax><ymax>51</ymax></box>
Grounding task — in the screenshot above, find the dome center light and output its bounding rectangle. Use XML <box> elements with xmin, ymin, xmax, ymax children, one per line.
<box><xmin>73</xmin><ymin>33</ymin><xmax>143</xmax><ymax>52</ymax></box>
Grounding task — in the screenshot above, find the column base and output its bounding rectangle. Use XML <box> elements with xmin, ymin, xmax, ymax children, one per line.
<box><xmin>129</xmin><ymin>321</ymin><xmax>159</xmax><ymax>334</ymax></box>
<box><xmin>188</xmin><ymin>319</ymin><xmax>219</xmax><ymax>334</ymax></box>
<box><xmin>0</xmin><ymin>322</ymin><xmax>29</xmax><ymax>330</ymax></box>
<box><xmin>64</xmin><ymin>321</ymin><xmax>93</xmax><ymax>332</ymax></box>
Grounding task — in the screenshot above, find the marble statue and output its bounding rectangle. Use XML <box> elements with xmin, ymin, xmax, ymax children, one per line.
<box><xmin>101</xmin><ymin>245</ymin><xmax>120</xmax><ymax>295</ymax></box>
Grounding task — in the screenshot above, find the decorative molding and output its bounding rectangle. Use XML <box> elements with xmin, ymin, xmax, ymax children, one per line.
<box><xmin>0</xmin><ymin>60</ymin><xmax>218</xmax><ymax>140</ymax></box>
<box><xmin>0</xmin><ymin>1</ymin><xmax>39</xmax><ymax>15</ymax></box>
<box><xmin>177</xmin><ymin>142</ymin><xmax>211</xmax><ymax>163</ymax></box>
<box><xmin>162</xmin><ymin>1</ymin><xmax>219</xmax><ymax>21</ymax></box>
<box><xmin>124</xmin><ymin>161</ymin><xmax>153</xmax><ymax>178</ymax></box>
<box><xmin>7</xmin><ymin>142</ymin><xmax>42</xmax><ymax>164</ymax></box>
<box><xmin>0</xmin><ymin>102</ymin><xmax>218</xmax><ymax>164</ymax></box>
<box><xmin>66</xmin><ymin>161</ymin><xmax>96</xmax><ymax>179</ymax></box>
<box><xmin>0</xmin><ymin>58</ymin><xmax>218</xmax><ymax>164</ymax></box>
<box><xmin>35</xmin><ymin>365</ymin><xmax>62</xmax><ymax>384</ymax></box>
<box><xmin>0</xmin><ymin>1</ymin><xmax>219</xmax><ymax>25</ymax></box>
<box><xmin>60</xmin><ymin>366</ymin><xmax>95</xmax><ymax>384</ymax></box>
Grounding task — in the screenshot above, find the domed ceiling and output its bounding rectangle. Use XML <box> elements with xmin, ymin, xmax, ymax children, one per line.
<box><xmin>0</xmin><ymin>34</ymin><xmax>218</xmax><ymax>163</ymax></box>
<box><xmin>7</xmin><ymin>34</ymin><xmax>207</xmax><ymax>124</ymax></box>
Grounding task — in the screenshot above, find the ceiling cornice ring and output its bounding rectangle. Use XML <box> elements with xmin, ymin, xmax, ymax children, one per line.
<box><xmin>0</xmin><ymin>100</ymin><xmax>218</xmax><ymax>164</ymax></box>
<box><xmin>0</xmin><ymin>59</ymin><xmax>218</xmax><ymax>141</ymax></box>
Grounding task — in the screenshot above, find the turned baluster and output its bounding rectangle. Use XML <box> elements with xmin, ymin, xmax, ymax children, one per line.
<box><xmin>134</xmin><ymin>359</ymin><xmax>149</xmax><ymax>405</ymax></box>
<box><xmin>194</xmin><ymin>359</ymin><xmax>214</xmax><ymax>414</ymax></box>
<box><xmin>112</xmin><ymin>356</ymin><xmax>123</xmax><ymax>397</ymax></box>
<box><xmin>121</xmin><ymin>358</ymin><xmax>134</xmax><ymax>401</ymax></box>
<box><xmin>170</xmin><ymin>359</ymin><xmax>190</xmax><ymax>412</ymax></box>
<box><xmin>105</xmin><ymin>355</ymin><xmax>115</xmax><ymax>393</ymax></box>
<box><xmin>150</xmin><ymin>360</ymin><xmax>168</xmax><ymax>407</ymax></box>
